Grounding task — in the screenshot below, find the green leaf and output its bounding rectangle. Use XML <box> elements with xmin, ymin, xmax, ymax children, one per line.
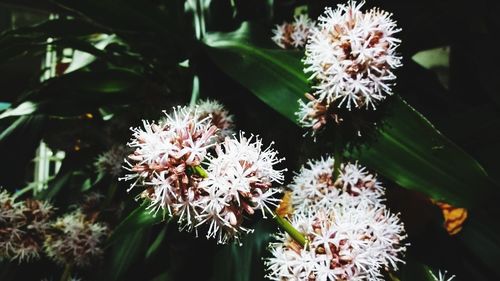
<box><xmin>35</xmin><ymin>172</ymin><xmax>72</xmax><ymax>201</ymax></box>
<box><xmin>0</xmin><ymin>115</ymin><xmax>45</xmax><ymax>189</ymax></box>
<box><xmin>204</xmin><ymin>23</ymin><xmax>308</xmax><ymax>121</ymax></box>
<box><xmin>53</xmin><ymin>0</ymin><xmax>170</xmax><ymax>33</ymax></box>
<box><xmin>204</xmin><ymin>23</ymin><xmax>493</xmax><ymax>208</ymax></box>
<box><xmin>0</xmin><ymin>102</ymin><xmax>11</xmax><ymax>111</ymax></box>
<box><xmin>347</xmin><ymin>96</ymin><xmax>493</xmax><ymax>208</ymax></box>
<box><xmin>210</xmin><ymin>221</ymin><xmax>273</xmax><ymax>281</ymax></box>
<box><xmin>9</xmin><ymin>68</ymin><xmax>144</xmax><ymax>117</ymax></box>
<box><xmin>396</xmin><ymin>260</ymin><xmax>440</xmax><ymax>281</ymax></box>
<box><xmin>64</xmin><ymin>34</ymin><xmax>120</xmax><ymax>74</ymax></box>
<box><xmin>145</xmin><ymin>225</ymin><xmax>168</xmax><ymax>260</ymax></box>
<box><xmin>0</xmin><ymin>18</ymin><xmax>105</xmax><ymax>64</ymax></box>
<box><xmin>412</xmin><ymin>46</ymin><xmax>450</xmax><ymax>89</ymax></box>
<box><xmin>459</xmin><ymin>212</ymin><xmax>500</xmax><ymax>278</ymax></box>
<box><xmin>107</xmin><ymin>202</ymin><xmax>165</xmax><ymax>246</ymax></box>
<box><xmin>107</xmin><ymin>226</ymin><xmax>151</xmax><ymax>281</ymax></box>
<box><xmin>0</xmin><ymin>17</ymin><xmax>103</xmax><ymax>39</ymax></box>
<box><xmin>0</xmin><ymin>101</ymin><xmax>37</xmax><ymax>119</ymax></box>
<box><xmin>149</xmin><ymin>272</ymin><xmax>172</xmax><ymax>281</ymax></box>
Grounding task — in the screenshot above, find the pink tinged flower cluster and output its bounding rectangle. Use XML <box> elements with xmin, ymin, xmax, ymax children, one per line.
<box><xmin>272</xmin><ymin>14</ymin><xmax>315</xmax><ymax>49</ymax></box>
<box><xmin>120</xmin><ymin>105</ymin><xmax>217</xmax><ymax>225</ymax></box>
<box><xmin>194</xmin><ymin>99</ymin><xmax>235</xmax><ymax>141</ymax></box>
<box><xmin>265</xmin><ymin>200</ymin><xmax>407</xmax><ymax>281</ymax></box>
<box><xmin>0</xmin><ymin>190</ymin><xmax>54</xmax><ymax>263</ymax></box>
<box><xmin>289</xmin><ymin>156</ymin><xmax>384</xmax><ymax>210</ymax></box>
<box><xmin>198</xmin><ymin>133</ymin><xmax>286</xmax><ymax>244</ymax></box>
<box><xmin>44</xmin><ymin>210</ymin><xmax>108</xmax><ymax>267</ymax></box>
<box><xmin>94</xmin><ymin>144</ymin><xmax>130</xmax><ymax>177</ymax></box>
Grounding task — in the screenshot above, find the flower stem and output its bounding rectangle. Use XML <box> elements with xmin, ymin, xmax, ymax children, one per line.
<box><xmin>193</xmin><ymin>164</ymin><xmax>306</xmax><ymax>247</ymax></box>
<box><xmin>272</xmin><ymin>211</ymin><xmax>307</xmax><ymax>247</ymax></box>
<box><xmin>333</xmin><ymin>133</ymin><xmax>343</xmax><ymax>180</ymax></box>
<box><xmin>59</xmin><ymin>263</ymin><xmax>73</xmax><ymax>281</ymax></box>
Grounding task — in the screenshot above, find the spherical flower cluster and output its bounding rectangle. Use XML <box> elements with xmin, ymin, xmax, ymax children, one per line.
<box><xmin>198</xmin><ymin>133</ymin><xmax>286</xmax><ymax>244</ymax></box>
<box><xmin>265</xmin><ymin>200</ymin><xmax>407</xmax><ymax>281</ymax></box>
<box><xmin>289</xmin><ymin>156</ymin><xmax>383</xmax><ymax>211</ymax></box>
<box><xmin>272</xmin><ymin>14</ymin><xmax>315</xmax><ymax>49</ymax></box>
<box><xmin>194</xmin><ymin>99</ymin><xmax>235</xmax><ymax>141</ymax></box>
<box><xmin>304</xmin><ymin>1</ymin><xmax>402</xmax><ymax>111</ymax></box>
<box><xmin>44</xmin><ymin>210</ymin><xmax>108</xmax><ymax>267</ymax></box>
<box><xmin>0</xmin><ymin>190</ymin><xmax>54</xmax><ymax>263</ymax></box>
<box><xmin>121</xmin><ymin>103</ymin><xmax>285</xmax><ymax>244</ymax></box>
<box><xmin>120</xmin><ymin>105</ymin><xmax>217</xmax><ymax>219</ymax></box>
<box><xmin>94</xmin><ymin>145</ymin><xmax>130</xmax><ymax>177</ymax></box>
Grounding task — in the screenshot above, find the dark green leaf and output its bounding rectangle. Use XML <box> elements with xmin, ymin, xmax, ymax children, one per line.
<box><xmin>149</xmin><ymin>272</ymin><xmax>172</xmax><ymax>281</ymax></box>
<box><xmin>459</xmin><ymin>212</ymin><xmax>500</xmax><ymax>278</ymax></box>
<box><xmin>35</xmin><ymin>172</ymin><xmax>71</xmax><ymax>201</ymax></box>
<box><xmin>348</xmin><ymin>96</ymin><xmax>493</xmax><ymax>208</ymax></box>
<box><xmin>204</xmin><ymin>23</ymin><xmax>493</xmax><ymax>208</ymax></box>
<box><xmin>7</xmin><ymin>68</ymin><xmax>144</xmax><ymax>117</ymax></box>
<box><xmin>0</xmin><ymin>115</ymin><xmax>45</xmax><ymax>189</ymax></box>
<box><xmin>396</xmin><ymin>260</ymin><xmax>440</xmax><ymax>281</ymax></box>
<box><xmin>204</xmin><ymin>23</ymin><xmax>308</xmax><ymax>120</ymax></box>
<box><xmin>107</xmin><ymin>226</ymin><xmax>151</xmax><ymax>281</ymax></box>
<box><xmin>210</xmin><ymin>221</ymin><xmax>273</xmax><ymax>281</ymax></box>
<box><xmin>107</xmin><ymin>202</ymin><xmax>165</xmax><ymax>246</ymax></box>
<box><xmin>0</xmin><ymin>101</ymin><xmax>37</xmax><ymax>119</ymax></box>
<box><xmin>0</xmin><ymin>102</ymin><xmax>11</xmax><ymax>111</ymax></box>
<box><xmin>145</xmin><ymin>225</ymin><xmax>167</xmax><ymax>260</ymax></box>
<box><xmin>0</xmin><ymin>17</ymin><xmax>103</xmax><ymax>39</ymax></box>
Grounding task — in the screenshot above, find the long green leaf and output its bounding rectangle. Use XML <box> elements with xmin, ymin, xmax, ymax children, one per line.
<box><xmin>107</xmin><ymin>202</ymin><xmax>165</xmax><ymax>246</ymax></box>
<box><xmin>107</xmin><ymin>226</ymin><xmax>151</xmax><ymax>281</ymax></box>
<box><xmin>348</xmin><ymin>96</ymin><xmax>493</xmax><ymax>208</ymax></box>
<box><xmin>204</xmin><ymin>23</ymin><xmax>308</xmax><ymax>120</ymax></box>
<box><xmin>203</xmin><ymin>22</ymin><xmax>493</xmax><ymax>208</ymax></box>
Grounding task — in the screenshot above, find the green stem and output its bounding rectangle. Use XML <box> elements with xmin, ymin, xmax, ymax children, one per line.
<box><xmin>59</xmin><ymin>263</ymin><xmax>73</xmax><ymax>281</ymax></box>
<box><xmin>333</xmin><ymin>132</ymin><xmax>343</xmax><ymax>180</ymax></box>
<box><xmin>273</xmin><ymin>211</ymin><xmax>307</xmax><ymax>247</ymax></box>
<box><xmin>189</xmin><ymin>75</ymin><xmax>200</xmax><ymax>106</ymax></box>
<box><xmin>192</xmin><ymin>165</ymin><xmax>307</xmax><ymax>247</ymax></box>
<box><xmin>193</xmin><ymin>165</ymin><xmax>209</xmax><ymax>178</ymax></box>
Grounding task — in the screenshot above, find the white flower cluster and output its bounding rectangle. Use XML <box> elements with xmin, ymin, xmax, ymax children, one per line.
<box><xmin>199</xmin><ymin>133</ymin><xmax>285</xmax><ymax>244</ymax></box>
<box><xmin>266</xmin><ymin>200</ymin><xmax>407</xmax><ymax>281</ymax></box>
<box><xmin>44</xmin><ymin>210</ymin><xmax>108</xmax><ymax>267</ymax></box>
<box><xmin>304</xmin><ymin>1</ymin><xmax>402</xmax><ymax>110</ymax></box>
<box><xmin>94</xmin><ymin>144</ymin><xmax>130</xmax><ymax>177</ymax></box>
<box><xmin>266</xmin><ymin>155</ymin><xmax>406</xmax><ymax>280</ymax></box>
<box><xmin>272</xmin><ymin>14</ymin><xmax>315</xmax><ymax>49</ymax></box>
<box><xmin>0</xmin><ymin>190</ymin><xmax>54</xmax><ymax>263</ymax></box>
<box><xmin>194</xmin><ymin>99</ymin><xmax>235</xmax><ymax>141</ymax></box>
<box><xmin>121</xmin><ymin>102</ymin><xmax>284</xmax><ymax>244</ymax></box>
<box><xmin>296</xmin><ymin>1</ymin><xmax>402</xmax><ymax>135</ymax></box>
<box><xmin>289</xmin><ymin>156</ymin><xmax>384</xmax><ymax>210</ymax></box>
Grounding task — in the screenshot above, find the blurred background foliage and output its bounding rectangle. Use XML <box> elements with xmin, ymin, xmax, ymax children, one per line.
<box><xmin>0</xmin><ymin>0</ymin><xmax>500</xmax><ymax>280</ymax></box>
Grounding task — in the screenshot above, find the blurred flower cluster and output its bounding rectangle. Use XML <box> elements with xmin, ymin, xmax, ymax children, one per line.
<box><xmin>272</xmin><ymin>15</ymin><xmax>315</xmax><ymax>49</ymax></box>
<box><xmin>1</xmin><ymin>189</ymin><xmax>108</xmax><ymax>269</ymax></box>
